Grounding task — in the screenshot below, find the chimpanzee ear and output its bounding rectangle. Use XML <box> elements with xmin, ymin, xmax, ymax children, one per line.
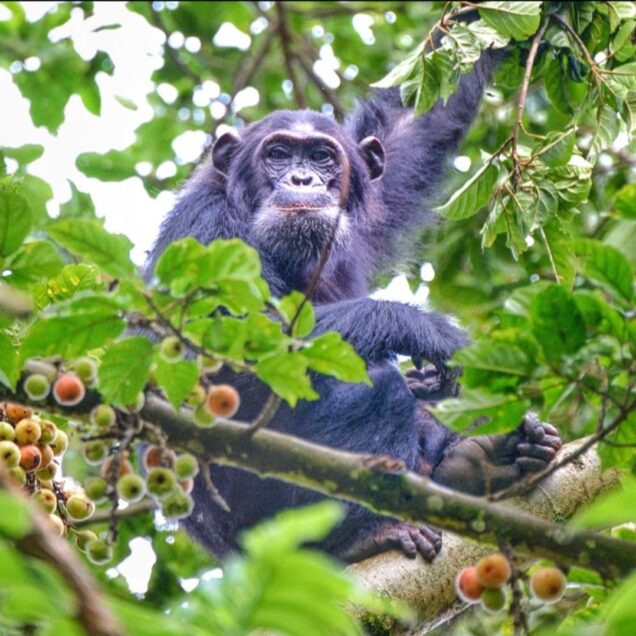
<box><xmin>212</xmin><ymin>130</ymin><xmax>241</xmax><ymax>175</ymax></box>
<box><xmin>359</xmin><ymin>136</ymin><xmax>385</xmax><ymax>181</ymax></box>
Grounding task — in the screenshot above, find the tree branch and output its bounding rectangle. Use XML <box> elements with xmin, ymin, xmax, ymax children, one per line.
<box><xmin>140</xmin><ymin>395</ymin><xmax>635</xmax><ymax>578</ymax></box>
<box><xmin>0</xmin><ymin>471</ymin><xmax>124</xmax><ymax>636</ymax></box>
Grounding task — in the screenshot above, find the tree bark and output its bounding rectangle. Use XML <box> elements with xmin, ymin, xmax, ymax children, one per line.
<box><xmin>348</xmin><ymin>439</ymin><xmax>620</xmax><ymax>634</ymax></box>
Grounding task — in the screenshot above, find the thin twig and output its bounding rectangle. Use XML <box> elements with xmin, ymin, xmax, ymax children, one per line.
<box><xmin>246</xmin><ymin>392</ymin><xmax>283</xmax><ymax>435</ymax></box>
<box><xmin>275</xmin><ymin>2</ymin><xmax>307</xmax><ymax>109</ymax></box>
<box><xmin>200</xmin><ymin>458</ymin><xmax>231</xmax><ymax>512</ymax></box>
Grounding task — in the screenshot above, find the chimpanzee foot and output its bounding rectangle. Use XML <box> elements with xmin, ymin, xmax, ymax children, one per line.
<box><xmin>339</xmin><ymin>521</ymin><xmax>442</xmax><ymax>563</ymax></box>
<box><xmin>433</xmin><ymin>411</ymin><xmax>562</xmax><ymax>495</ymax></box>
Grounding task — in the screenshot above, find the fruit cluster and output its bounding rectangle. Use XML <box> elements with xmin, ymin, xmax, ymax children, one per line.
<box><xmin>455</xmin><ymin>553</ymin><xmax>566</xmax><ymax>614</ymax></box>
<box><xmin>0</xmin><ymin>401</ymin><xmax>108</xmax><ymax>561</ymax></box>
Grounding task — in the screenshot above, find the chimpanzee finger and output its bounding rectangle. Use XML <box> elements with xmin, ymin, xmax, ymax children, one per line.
<box><xmin>516</xmin><ymin>457</ymin><xmax>548</xmax><ymax>472</ymax></box>
<box><xmin>517</xmin><ymin>443</ymin><xmax>556</xmax><ymax>462</ymax></box>
<box><xmin>541</xmin><ymin>434</ymin><xmax>562</xmax><ymax>449</ymax></box>
<box><xmin>522</xmin><ymin>412</ymin><xmax>545</xmax><ymax>443</ymax></box>
<box><xmin>541</xmin><ymin>423</ymin><xmax>560</xmax><ymax>438</ymax></box>
<box><xmin>419</xmin><ymin>525</ymin><xmax>443</xmax><ymax>551</ymax></box>
<box><xmin>394</xmin><ymin>533</ymin><xmax>417</xmax><ymax>558</ymax></box>
<box><xmin>412</xmin><ymin>531</ymin><xmax>439</xmax><ymax>562</ymax></box>
<box><xmin>411</xmin><ymin>355</ymin><xmax>424</xmax><ymax>370</ymax></box>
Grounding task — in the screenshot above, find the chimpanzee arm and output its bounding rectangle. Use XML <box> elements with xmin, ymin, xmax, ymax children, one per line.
<box><xmin>314</xmin><ymin>298</ymin><xmax>468</xmax><ymax>370</ymax></box>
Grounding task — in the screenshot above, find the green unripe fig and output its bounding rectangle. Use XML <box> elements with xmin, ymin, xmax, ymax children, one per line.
<box><xmin>161</xmin><ymin>489</ymin><xmax>194</xmax><ymax>520</ymax></box>
<box><xmin>90</xmin><ymin>404</ymin><xmax>116</xmax><ymax>429</ymax></box>
<box><xmin>15</xmin><ymin>419</ymin><xmax>42</xmax><ymax>445</ymax></box>
<box><xmin>197</xmin><ymin>354</ymin><xmax>222</xmax><ymax>373</ymax></box>
<box><xmin>0</xmin><ymin>440</ymin><xmax>20</xmax><ymax>468</ymax></box>
<box><xmin>84</xmin><ymin>476</ymin><xmax>109</xmax><ymax>503</ymax></box>
<box><xmin>174</xmin><ymin>453</ymin><xmax>199</xmax><ymax>480</ymax></box>
<box><xmin>47</xmin><ymin>513</ymin><xmax>66</xmax><ymax>537</ymax></box>
<box><xmin>193</xmin><ymin>405</ymin><xmax>215</xmax><ymax>427</ymax></box>
<box><xmin>8</xmin><ymin>466</ymin><xmax>27</xmax><ymax>485</ymax></box>
<box><xmin>146</xmin><ymin>467</ymin><xmax>178</xmax><ymax>499</ymax></box>
<box><xmin>86</xmin><ymin>538</ymin><xmax>112</xmax><ymax>565</ymax></box>
<box><xmin>36</xmin><ymin>463</ymin><xmax>58</xmax><ymax>481</ymax></box>
<box><xmin>50</xmin><ymin>429</ymin><xmax>69</xmax><ymax>456</ymax></box>
<box><xmin>160</xmin><ymin>336</ymin><xmax>184</xmax><ymax>362</ymax></box>
<box><xmin>24</xmin><ymin>373</ymin><xmax>51</xmax><ymax>401</ymax></box>
<box><xmin>38</xmin><ymin>420</ymin><xmax>58</xmax><ymax>445</ymax></box>
<box><xmin>66</xmin><ymin>495</ymin><xmax>95</xmax><ymax>521</ymax></box>
<box><xmin>481</xmin><ymin>587</ymin><xmax>507</xmax><ymax>613</ymax></box>
<box><xmin>0</xmin><ymin>421</ymin><xmax>15</xmax><ymax>442</ymax></box>
<box><xmin>83</xmin><ymin>440</ymin><xmax>108</xmax><ymax>465</ymax></box>
<box><xmin>116</xmin><ymin>473</ymin><xmax>147</xmax><ymax>503</ymax></box>
<box><xmin>186</xmin><ymin>384</ymin><xmax>206</xmax><ymax>408</ymax></box>
<box><xmin>33</xmin><ymin>489</ymin><xmax>57</xmax><ymax>514</ymax></box>
<box><xmin>72</xmin><ymin>357</ymin><xmax>98</xmax><ymax>383</ymax></box>
<box><xmin>76</xmin><ymin>530</ymin><xmax>99</xmax><ymax>553</ymax></box>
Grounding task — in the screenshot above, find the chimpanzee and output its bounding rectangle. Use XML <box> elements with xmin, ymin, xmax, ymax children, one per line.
<box><xmin>147</xmin><ymin>52</ymin><xmax>561</xmax><ymax>563</ymax></box>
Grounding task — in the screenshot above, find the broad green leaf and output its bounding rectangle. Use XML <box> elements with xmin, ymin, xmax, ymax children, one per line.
<box><xmin>571</xmin><ymin>476</ymin><xmax>636</xmax><ymax>529</ymax></box>
<box><xmin>99</xmin><ymin>337</ymin><xmax>154</xmax><ymax>406</ymax></box>
<box><xmin>0</xmin><ymin>332</ymin><xmax>19</xmax><ymax>389</ymax></box>
<box><xmin>601</xmin><ymin>571</ymin><xmax>636</xmax><ymax>636</ymax></box>
<box><xmin>254</xmin><ymin>352</ymin><xmax>318</xmax><ymax>406</ymax></box>
<box><xmin>47</xmin><ymin>218</ymin><xmax>135</xmax><ymax>279</ymax></box>
<box><xmin>573</xmin><ymin>238</ymin><xmax>634</xmax><ymax>302</ymax></box>
<box><xmin>58</xmin><ymin>181</ymin><xmax>96</xmax><ymax>220</ymax></box>
<box><xmin>435</xmin><ymin>160</ymin><xmax>498</xmax><ymax>220</ymax></box>
<box><xmin>76</xmin><ymin>150</ymin><xmax>138</xmax><ymax>181</ymax></box>
<box><xmin>277</xmin><ymin>291</ymin><xmax>315</xmax><ymax>338</ymax></box>
<box><xmin>0</xmin><ymin>492</ymin><xmax>31</xmax><ymax>539</ymax></box>
<box><xmin>0</xmin><ymin>190</ymin><xmax>32</xmax><ymax>257</ymax></box>
<box><xmin>574</xmin><ymin>290</ymin><xmax>627</xmax><ymax>340</ymax></box>
<box><xmin>453</xmin><ymin>341</ymin><xmax>532</xmax><ymax>377</ymax></box>
<box><xmin>21</xmin><ymin>311</ymin><xmax>125</xmax><ymax>362</ymax></box>
<box><xmin>614</xmin><ymin>183</ymin><xmax>636</xmax><ymax>219</ymax></box>
<box><xmin>5</xmin><ymin>241</ymin><xmax>64</xmax><ymax>287</ymax></box>
<box><xmin>433</xmin><ymin>388</ymin><xmax>529</xmax><ymax>434</ymax></box>
<box><xmin>587</xmin><ymin>104</ymin><xmax>621</xmax><ymax>163</ymax></box>
<box><xmin>2</xmin><ymin>144</ymin><xmax>44</xmax><ymax>165</ymax></box>
<box><xmin>530</xmin><ymin>284</ymin><xmax>586</xmax><ymax>363</ymax></box>
<box><xmin>539</xmin><ymin>130</ymin><xmax>576</xmax><ymax>167</ymax></box>
<box><xmin>371</xmin><ymin>41</ymin><xmax>425</xmax><ymax>88</ymax></box>
<box><xmin>302</xmin><ymin>333</ymin><xmax>370</xmax><ymax>385</ymax></box>
<box><xmin>479</xmin><ymin>2</ymin><xmax>542</xmax><ymax>41</ymax></box>
<box><xmin>155</xmin><ymin>357</ymin><xmax>199</xmax><ymax>409</ymax></box>
<box><xmin>605</xmin><ymin>61</ymin><xmax>636</xmax><ymax>99</ymax></box>
<box><xmin>32</xmin><ymin>264</ymin><xmax>101</xmax><ymax>309</ymax></box>
<box><xmin>541</xmin><ymin>219</ymin><xmax>576</xmax><ymax>289</ymax></box>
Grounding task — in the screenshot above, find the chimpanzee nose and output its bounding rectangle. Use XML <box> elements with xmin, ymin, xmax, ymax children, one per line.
<box><xmin>290</xmin><ymin>172</ymin><xmax>315</xmax><ymax>187</ymax></box>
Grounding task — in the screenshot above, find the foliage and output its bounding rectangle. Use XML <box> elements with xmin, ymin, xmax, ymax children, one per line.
<box><xmin>0</xmin><ymin>1</ymin><xmax>635</xmax><ymax>635</ymax></box>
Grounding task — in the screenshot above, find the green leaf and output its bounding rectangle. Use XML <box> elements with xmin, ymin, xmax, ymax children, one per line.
<box><xmin>0</xmin><ymin>190</ymin><xmax>32</xmax><ymax>257</ymax></box>
<box><xmin>587</xmin><ymin>104</ymin><xmax>622</xmax><ymax>164</ymax></box>
<box><xmin>302</xmin><ymin>333</ymin><xmax>370</xmax><ymax>385</ymax></box>
<box><xmin>0</xmin><ymin>332</ymin><xmax>19</xmax><ymax>390</ymax></box>
<box><xmin>605</xmin><ymin>61</ymin><xmax>636</xmax><ymax>99</ymax></box>
<box><xmin>76</xmin><ymin>150</ymin><xmax>138</xmax><ymax>181</ymax></box>
<box><xmin>21</xmin><ymin>311</ymin><xmax>126</xmax><ymax>362</ymax></box>
<box><xmin>435</xmin><ymin>160</ymin><xmax>498</xmax><ymax>220</ymax></box>
<box><xmin>530</xmin><ymin>284</ymin><xmax>586</xmax><ymax>363</ymax></box>
<box><xmin>371</xmin><ymin>41</ymin><xmax>425</xmax><ymax>88</ymax></box>
<box><xmin>5</xmin><ymin>241</ymin><xmax>64</xmax><ymax>287</ymax></box>
<box><xmin>58</xmin><ymin>181</ymin><xmax>96</xmax><ymax>220</ymax></box>
<box><xmin>47</xmin><ymin>218</ymin><xmax>135</xmax><ymax>279</ymax></box>
<box><xmin>539</xmin><ymin>130</ymin><xmax>576</xmax><ymax>167</ymax></box>
<box><xmin>433</xmin><ymin>388</ymin><xmax>529</xmax><ymax>434</ymax></box>
<box><xmin>453</xmin><ymin>340</ymin><xmax>532</xmax><ymax>377</ymax></box>
<box><xmin>277</xmin><ymin>291</ymin><xmax>315</xmax><ymax>338</ymax></box>
<box><xmin>614</xmin><ymin>183</ymin><xmax>636</xmax><ymax>219</ymax></box>
<box><xmin>255</xmin><ymin>352</ymin><xmax>318</xmax><ymax>406</ymax></box>
<box><xmin>479</xmin><ymin>1</ymin><xmax>542</xmax><ymax>41</ymax></box>
<box><xmin>155</xmin><ymin>357</ymin><xmax>199</xmax><ymax>409</ymax></box>
<box><xmin>0</xmin><ymin>492</ymin><xmax>31</xmax><ymax>539</ymax></box>
<box><xmin>572</xmin><ymin>238</ymin><xmax>634</xmax><ymax>302</ymax></box>
<box><xmin>99</xmin><ymin>337</ymin><xmax>154</xmax><ymax>406</ymax></box>
<box><xmin>571</xmin><ymin>476</ymin><xmax>636</xmax><ymax>529</ymax></box>
<box><xmin>32</xmin><ymin>264</ymin><xmax>101</xmax><ymax>309</ymax></box>
<box><xmin>2</xmin><ymin>144</ymin><xmax>44</xmax><ymax>165</ymax></box>
<box><xmin>541</xmin><ymin>219</ymin><xmax>576</xmax><ymax>289</ymax></box>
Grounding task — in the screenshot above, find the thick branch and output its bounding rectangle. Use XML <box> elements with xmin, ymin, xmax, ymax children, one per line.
<box><xmin>0</xmin><ymin>471</ymin><xmax>123</xmax><ymax>636</ymax></box>
<box><xmin>348</xmin><ymin>440</ymin><xmax>620</xmax><ymax>633</ymax></box>
<box><xmin>140</xmin><ymin>395</ymin><xmax>635</xmax><ymax>578</ymax></box>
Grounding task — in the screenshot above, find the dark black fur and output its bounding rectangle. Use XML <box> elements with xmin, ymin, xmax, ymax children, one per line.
<box><xmin>147</xmin><ymin>55</ymin><xmax>560</xmax><ymax>561</ymax></box>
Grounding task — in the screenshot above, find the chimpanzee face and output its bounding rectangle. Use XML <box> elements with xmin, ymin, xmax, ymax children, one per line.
<box><xmin>211</xmin><ymin>117</ymin><xmax>384</xmax><ymax>282</ymax></box>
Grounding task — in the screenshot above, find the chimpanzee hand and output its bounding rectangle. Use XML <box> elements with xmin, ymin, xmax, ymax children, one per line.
<box><xmin>405</xmin><ymin>365</ymin><xmax>461</xmax><ymax>401</ymax></box>
<box><xmin>338</xmin><ymin>520</ymin><xmax>442</xmax><ymax>563</ymax></box>
<box><xmin>432</xmin><ymin>412</ymin><xmax>562</xmax><ymax>495</ymax></box>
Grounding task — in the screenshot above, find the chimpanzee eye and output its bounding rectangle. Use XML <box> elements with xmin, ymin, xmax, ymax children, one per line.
<box><xmin>266</xmin><ymin>146</ymin><xmax>290</xmax><ymax>161</ymax></box>
<box><xmin>310</xmin><ymin>148</ymin><xmax>332</xmax><ymax>163</ymax></box>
